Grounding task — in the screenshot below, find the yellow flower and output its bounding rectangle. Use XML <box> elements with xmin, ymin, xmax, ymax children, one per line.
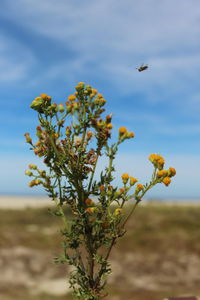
<box><xmin>85</xmin><ymin>198</ymin><xmax>93</xmax><ymax>205</ymax></box>
<box><xmin>106</xmin><ymin>123</ymin><xmax>113</xmax><ymax>129</ymax></box>
<box><xmin>149</xmin><ymin>154</ymin><xmax>165</xmax><ymax>169</ymax></box>
<box><xmin>68</xmin><ymin>94</ymin><xmax>76</xmax><ymax>102</ymax></box>
<box><xmin>28</xmin><ymin>179</ymin><xmax>42</xmax><ymax>187</ymax></box>
<box><xmin>58</xmin><ymin>103</ymin><xmax>64</xmax><ymax>112</ymax></box>
<box><xmin>35</xmin><ymin>179</ymin><xmax>42</xmax><ymax>185</ymax></box>
<box><xmin>99</xmin><ymin>185</ymin><xmax>105</xmax><ymax>192</ymax></box>
<box><xmin>86</xmin><ymin>131</ymin><xmax>93</xmax><ymax>140</ymax></box>
<box><xmin>148</xmin><ymin>153</ymin><xmax>157</xmax><ymax>163</ymax></box>
<box><xmin>97</xmin><ymin>93</ymin><xmax>103</xmax><ymax>98</ymax></box>
<box><xmin>92</xmin><ymin>88</ymin><xmax>98</xmax><ymax>95</ymax></box>
<box><xmin>54</xmin><ymin>133</ymin><xmax>59</xmax><ymax>139</ymax></box>
<box><xmin>35</xmin><ymin>97</ymin><xmax>42</xmax><ymax>101</ymax></box>
<box><xmin>24</xmin><ymin>132</ymin><xmax>32</xmax><ymax>144</ymax></box>
<box><xmin>119</xmin><ymin>126</ymin><xmax>127</xmax><ymax>135</ymax></box>
<box><xmin>126</xmin><ymin>131</ymin><xmax>135</xmax><ymax>138</ymax></box>
<box><xmin>136</xmin><ymin>184</ymin><xmax>144</xmax><ymax>192</ymax></box>
<box><xmin>168</xmin><ymin>167</ymin><xmax>176</xmax><ymax>177</ymax></box>
<box><xmin>121</xmin><ymin>173</ymin><xmax>129</xmax><ymax>184</ymax></box>
<box><xmin>99</xmin><ymin>98</ymin><xmax>106</xmax><ymax>106</ymax></box>
<box><xmin>40</xmin><ymin>93</ymin><xmax>52</xmax><ymax>100</ymax></box>
<box><xmin>85</xmin><ymin>207</ymin><xmax>96</xmax><ymax>214</ymax></box>
<box><xmin>25</xmin><ymin>170</ymin><xmax>33</xmax><ymax>176</ymax></box>
<box><xmin>162</xmin><ymin>177</ymin><xmax>171</xmax><ymax>186</ymax></box>
<box><xmin>157</xmin><ymin>158</ymin><xmax>165</xmax><ymax>170</ymax></box>
<box><xmin>129</xmin><ymin>177</ymin><xmax>138</xmax><ymax>185</ymax></box>
<box><xmin>75</xmin><ymin>82</ymin><xmax>85</xmax><ymax>91</ymax></box>
<box><xmin>114</xmin><ymin>208</ymin><xmax>122</xmax><ymax>215</ymax></box>
<box><xmin>118</xmin><ymin>188</ymin><xmax>125</xmax><ymax>195</ymax></box>
<box><xmin>28</xmin><ymin>164</ymin><xmax>37</xmax><ymax>170</ymax></box>
<box><xmin>35</xmin><ymin>140</ymin><xmax>41</xmax><ymax>147</ymax></box>
<box><xmin>28</xmin><ymin>180</ymin><xmax>35</xmax><ymax>187</ymax></box>
<box><xmin>157</xmin><ymin>170</ymin><xmax>168</xmax><ymax>177</ymax></box>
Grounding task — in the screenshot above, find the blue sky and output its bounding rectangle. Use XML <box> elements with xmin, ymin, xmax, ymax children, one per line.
<box><xmin>0</xmin><ymin>0</ymin><xmax>200</xmax><ymax>198</ymax></box>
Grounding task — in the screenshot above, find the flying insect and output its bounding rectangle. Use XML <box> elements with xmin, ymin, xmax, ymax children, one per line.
<box><xmin>136</xmin><ymin>64</ymin><xmax>149</xmax><ymax>72</ymax></box>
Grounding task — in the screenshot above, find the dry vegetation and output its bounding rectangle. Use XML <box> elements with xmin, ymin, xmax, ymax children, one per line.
<box><xmin>1</xmin><ymin>201</ymin><xmax>200</xmax><ymax>300</ymax></box>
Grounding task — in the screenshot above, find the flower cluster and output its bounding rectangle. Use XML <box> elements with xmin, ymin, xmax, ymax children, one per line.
<box><xmin>118</xmin><ymin>126</ymin><xmax>134</xmax><ymax>142</ymax></box>
<box><xmin>25</xmin><ymin>82</ymin><xmax>176</xmax><ymax>300</ymax></box>
<box><xmin>149</xmin><ymin>154</ymin><xmax>176</xmax><ymax>187</ymax></box>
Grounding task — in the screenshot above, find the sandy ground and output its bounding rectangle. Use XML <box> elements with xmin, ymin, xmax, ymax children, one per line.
<box><xmin>0</xmin><ymin>196</ymin><xmax>200</xmax><ymax>299</ymax></box>
<box><xmin>0</xmin><ymin>195</ymin><xmax>200</xmax><ymax>210</ymax></box>
<box><xmin>0</xmin><ymin>195</ymin><xmax>53</xmax><ymax>210</ymax></box>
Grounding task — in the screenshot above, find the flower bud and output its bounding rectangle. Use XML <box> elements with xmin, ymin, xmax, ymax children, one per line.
<box><xmin>73</xmin><ymin>102</ymin><xmax>79</xmax><ymax>111</ymax></box>
<box><xmin>168</xmin><ymin>167</ymin><xmax>176</xmax><ymax>177</ymax></box>
<box><xmin>38</xmin><ymin>170</ymin><xmax>46</xmax><ymax>177</ymax></box>
<box><xmin>116</xmin><ymin>188</ymin><xmax>125</xmax><ymax>198</ymax></box>
<box><xmin>106</xmin><ymin>114</ymin><xmax>112</xmax><ymax>123</ymax></box>
<box><xmin>85</xmin><ymin>85</ymin><xmax>92</xmax><ymax>94</ymax></box>
<box><xmin>24</xmin><ymin>132</ymin><xmax>32</xmax><ymax>144</ymax></box>
<box><xmin>86</xmin><ymin>131</ymin><xmax>93</xmax><ymax>140</ymax></box>
<box><xmin>68</xmin><ymin>94</ymin><xmax>76</xmax><ymax>102</ymax></box>
<box><xmin>28</xmin><ymin>164</ymin><xmax>37</xmax><ymax>170</ymax></box>
<box><xmin>75</xmin><ymin>82</ymin><xmax>85</xmax><ymax>91</ymax></box>
<box><xmin>149</xmin><ymin>154</ymin><xmax>165</xmax><ymax>169</ymax></box>
<box><xmin>40</xmin><ymin>93</ymin><xmax>52</xmax><ymax>100</ymax></box>
<box><xmin>85</xmin><ymin>207</ymin><xmax>96</xmax><ymax>214</ymax></box>
<box><xmin>66</xmin><ymin>103</ymin><xmax>72</xmax><ymax>113</ymax></box>
<box><xmin>119</xmin><ymin>126</ymin><xmax>127</xmax><ymax>135</ymax></box>
<box><xmin>129</xmin><ymin>177</ymin><xmax>138</xmax><ymax>186</ymax></box>
<box><xmin>99</xmin><ymin>185</ymin><xmax>105</xmax><ymax>192</ymax></box>
<box><xmin>58</xmin><ymin>103</ymin><xmax>64</xmax><ymax>113</ymax></box>
<box><xmin>28</xmin><ymin>180</ymin><xmax>36</xmax><ymax>187</ymax></box>
<box><xmin>135</xmin><ymin>184</ymin><xmax>144</xmax><ymax>193</ymax></box>
<box><xmin>106</xmin><ymin>123</ymin><xmax>113</xmax><ymax>130</ymax></box>
<box><xmin>99</xmin><ymin>98</ymin><xmax>106</xmax><ymax>106</ymax></box>
<box><xmin>57</xmin><ymin>120</ymin><xmax>65</xmax><ymax>126</ymax></box>
<box><xmin>121</xmin><ymin>173</ymin><xmax>129</xmax><ymax>184</ymax></box>
<box><xmin>51</xmin><ymin>103</ymin><xmax>57</xmax><ymax>111</ymax></box>
<box><xmin>162</xmin><ymin>177</ymin><xmax>171</xmax><ymax>186</ymax></box>
<box><xmin>157</xmin><ymin>170</ymin><xmax>168</xmax><ymax>177</ymax></box>
<box><xmin>35</xmin><ymin>179</ymin><xmax>42</xmax><ymax>185</ymax></box>
<box><xmin>65</xmin><ymin>126</ymin><xmax>71</xmax><ymax>137</ymax></box>
<box><xmin>114</xmin><ymin>208</ymin><xmax>122</xmax><ymax>216</ymax></box>
<box><xmin>25</xmin><ymin>170</ymin><xmax>33</xmax><ymax>176</ymax></box>
<box><xmin>74</xmin><ymin>136</ymin><xmax>82</xmax><ymax>146</ymax></box>
<box><xmin>30</xmin><ymin>98</ymin><xmax>44</xmax><ymax>111</ymax></box>
<box><xmin>85</xmin><ymin>198</ymin><xmax>93</xmax><ymax>205</ymax></box>
<box><xmin>126</xmin><ymin>131</ymin><xmax>135</xmax><ymax>139</ymax></box>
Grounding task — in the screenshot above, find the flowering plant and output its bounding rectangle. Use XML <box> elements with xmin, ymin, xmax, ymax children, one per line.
<box><xmin>25</xmin><ymin>82</ymin><xmax>176</xmax><ymax>300</ymax></box>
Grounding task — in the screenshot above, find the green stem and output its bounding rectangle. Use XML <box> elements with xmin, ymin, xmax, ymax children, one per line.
<box><xmin>121</xmin><ymin>200</ymin><xmax>138</xmax><ymax>229</ymax></box>
<box><xmin>88</xmin><ymin>153</ymin><xmax>99</xmax><ymax>192</ymax></box>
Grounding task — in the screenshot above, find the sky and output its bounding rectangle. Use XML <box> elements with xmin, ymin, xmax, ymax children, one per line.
<box><xmin>0</xmin><ymin>0</ymin><xmax>200</xmax><ymax>199</ymax></box>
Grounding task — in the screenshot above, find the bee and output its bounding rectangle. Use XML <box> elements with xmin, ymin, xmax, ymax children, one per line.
<box><xmin>136</xmin><ymin>64</ymin><xmax>148</xmax><ymax>72</ymax></box>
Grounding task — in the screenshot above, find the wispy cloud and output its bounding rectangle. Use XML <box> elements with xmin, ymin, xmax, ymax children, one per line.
<box><xmin>1</xmin><ymin>0</ymin><xmax>200</xmax><ymax>89</ymax></box>
<box><xmin>0</xmin><ymin>33</ymin><xmax>35</xmax><ymax>83</ymax></box>
<box><xmin>0</xmin><ymin>0</ymin><xmax>199</xmax><ymax>196</ymax></box>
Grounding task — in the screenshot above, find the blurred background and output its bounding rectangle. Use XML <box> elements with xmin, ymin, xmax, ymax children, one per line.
<box><xmin>0</xmin><ymin>0</ymin><xmax>200</xmax><ymax>299</ymax></box>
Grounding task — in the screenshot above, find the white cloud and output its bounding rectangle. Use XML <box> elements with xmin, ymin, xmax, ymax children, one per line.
<box><xmin>0</xmin><ymin>33</ymin><xmax>36</xmax><ymax>82</ymax></box>
<box><xmin>1</xmin><ymin>0</ymin><xmax>200</xmax><ymax>105</ymax></box>
<box><xmin>3</xmin><ymin>0</ymin><xmax>200</xmax><ymax>51</ymax></box>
